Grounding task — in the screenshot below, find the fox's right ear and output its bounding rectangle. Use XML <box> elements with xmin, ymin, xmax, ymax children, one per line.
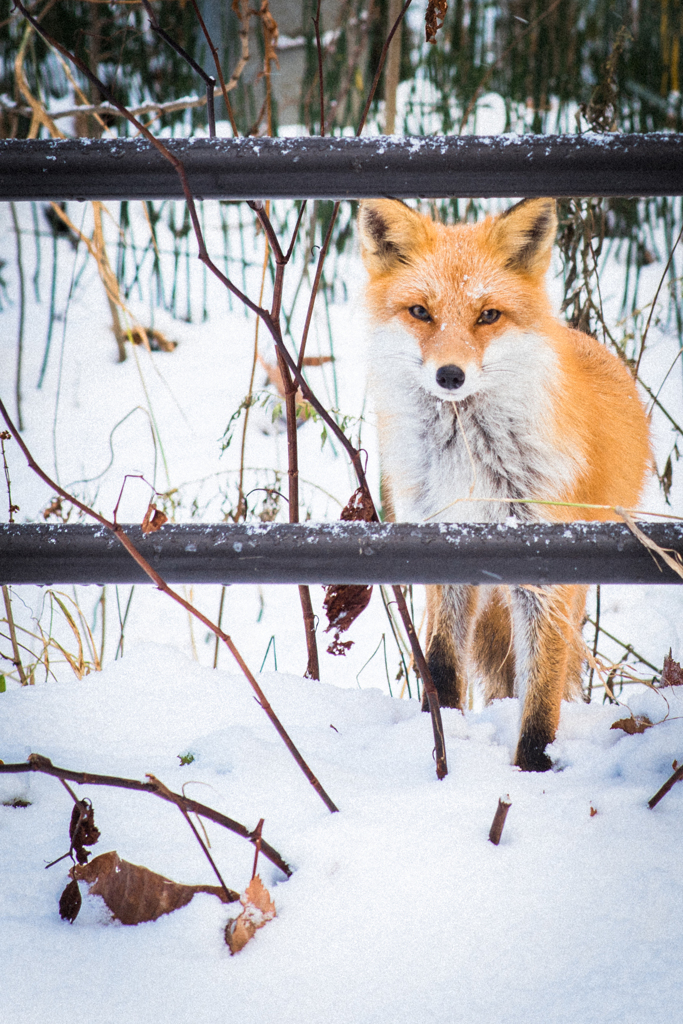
<box><xmin>358</xmin><ymin>200</ymin><xmax>432</xmax><ymax>275</ymax></box>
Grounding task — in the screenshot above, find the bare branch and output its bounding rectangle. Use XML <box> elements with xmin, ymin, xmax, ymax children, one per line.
<box><xmin>356</xmin><ymin>0</ymin><xmax>413</xmax><ymax>136</ymax></box>
<box><xmin>140</xmin><ymin>0</ymin><xmax>216</xmax><ymax>136</ymax></box>
<box><xmin>189</xmin><ymin>0</ymin><xmax>239</xmax><ymax>136</ymax></box>
<box><xmin>0</xmin><ymin>754</ymin><xmax>292</xmax><ymax>877</ymax></box>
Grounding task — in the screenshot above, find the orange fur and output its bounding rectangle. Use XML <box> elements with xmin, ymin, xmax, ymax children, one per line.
<box><xmin>359</xmin><ymin>198</ymin><xmax>652</xmax><ymax>770</ymax></box>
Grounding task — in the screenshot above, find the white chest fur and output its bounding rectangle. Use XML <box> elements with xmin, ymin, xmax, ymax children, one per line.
<box><xmin>367</xmin><ymin>324</ymin><xmax>579</xmax><ymax>523</ymax></box>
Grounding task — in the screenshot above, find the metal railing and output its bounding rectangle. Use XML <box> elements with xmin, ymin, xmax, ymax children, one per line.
<box><xmin>1</xmin><ymin>133</ymin><xmax>682</xmax><ymax>202</ymax></box>
<box><xmin>2</xmin><ymin>131</ymin><xmax>682</xmax><ymax>587</ymax></box>
<box><xmin>1</xmin><ymin>522</ymin><xmax>681</xmax><ymax>586</ymax></box>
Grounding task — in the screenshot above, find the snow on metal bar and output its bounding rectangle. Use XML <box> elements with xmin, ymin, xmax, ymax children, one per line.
<box><xmin>1</xmin><ymin>521</ymin><xmax>682</xmax><ymax>586</ymax></box>
<box><xmin>1</xmin><ymin>134</ymin><xmax>682</xmax><ymax>202</ymax></box>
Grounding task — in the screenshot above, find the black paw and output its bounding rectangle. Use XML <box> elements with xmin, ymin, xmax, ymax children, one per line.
<box><xmin>515</xmin><ymin>735</ymin><xmax>553</xmax><ymax>772</ymax></box>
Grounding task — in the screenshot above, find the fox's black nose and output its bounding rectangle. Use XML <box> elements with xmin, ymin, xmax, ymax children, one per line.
<box><xmin>436</xmin><ymin>364</ymin><xmax>465</xmax><ymax>390</ymax></box>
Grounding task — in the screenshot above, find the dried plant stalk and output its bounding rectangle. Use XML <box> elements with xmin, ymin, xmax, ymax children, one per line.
<box><xmin>488</xmin><ymin>797</ymin><xmax>512</xmax><ymax>845</ymax></box>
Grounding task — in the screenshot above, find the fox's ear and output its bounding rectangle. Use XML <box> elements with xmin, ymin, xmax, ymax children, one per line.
<box><xmin>489</xmin><ymin>198</ymin><xmax>557</xmax><ymax>276</ymax></box>
<box><xmin>358</xmin><ymin>200</ymin><xmax>432</xmax><ymax>275</ymax></box>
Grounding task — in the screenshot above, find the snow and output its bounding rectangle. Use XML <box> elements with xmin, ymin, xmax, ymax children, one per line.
<box><xmin>1</xmin><ymin>161</ymin><xmax>683</xmax><ymax>1021</ymax></box>
<box><xmin>3</xmin><ymin>648</ymin><xmax>683</xmax><ymax>1023</ymax></box>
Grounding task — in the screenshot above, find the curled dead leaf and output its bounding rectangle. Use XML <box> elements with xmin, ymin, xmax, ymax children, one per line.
<box><xmin>129</xmin><ymin>326</ymin><xmax>177</xmax><ymax>352</ymax></box>
<box><xmin>323</xmin><ymin>488</ymin><xmax>376</xmax><ymax>655</ymax></box>
<box><xmin>59</xmin><ymin>878</ymin><xmax>82</xmax><ymax>923</ymax></box>
<box><xmin>69</xmin><ymin>799</ymin><xmax>100</xmax><ymax>865</ymax></box>
<box><xmin>590</xmin><ymin>805</ymin><xmax>598</xmax><ymax>817</ymax></box>
<box><xmin>141</xmin><ymin>503</ymin><xmax>168</xmax><ymax>535</ymax></box>
<box><xmin>43</xmin><ymin>496</ymin><xmax>69</xmax><ymax>522</ymax></box>
<box><xmin>610</xmin><ymin>715</ymin><xmax>653</xmax><ymax>735</ymax></box>
<box><xmin>225</xmin><ymin>875</ymin><xmax>276</xmax><ymax>954</ymax></box>
<box><xmin>71</xmin><ymin>851</ymin><xmax>239</xmax><ymax>925</ymax></box>
<box><xmin>425</xmin><ymin>0</ymin><xmax>448</xmax><ymax>44</ymax></box>
<box><xmin>660</xmin><ymin>650</ymin><xmax>683</xmax><ymax>688</ymax></box>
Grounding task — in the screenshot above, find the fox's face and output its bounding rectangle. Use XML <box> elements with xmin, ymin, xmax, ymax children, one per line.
<box><xmin>358</xmin><ymin>199</ymin><xmax>558</xmax><ymax>403</ymax></box>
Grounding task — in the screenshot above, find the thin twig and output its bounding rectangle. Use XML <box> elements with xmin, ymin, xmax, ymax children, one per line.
<box><xmin>0</xmin><ymin>754</ymin><xmax>291</xmax><ymax>877</ymax></box>
<box><xmin>140</xmin><ymin>0</ymin><xmax>216</xmax><ymax>137</ymax></box>
<box><xmin>586</xmin><ymin>584</ymin><xmax>600</xmax><ymax>701</ymax></box>
<box><xmin>356</xmin><ymin>0</ymin><xmax>413</xmax><ymax>135</ymax></box>
<box><xmin>213</xmin><ymin>585</ymin><xmax>227</xmax><ymax>669</ymax></box>
<box><xmin>648</xmin><ymin>763</ymin><xmax>683</xmax><ymax>809</ymax></box>
<box><xmin>392</xmin><ymin>585</ymin><xmax>447</xmax><ymax>778</ymax></box>
<box><xmin>297</xmin><ymin>203</ymin><xmax>340</xmax><ymax>370</ymax></box>
<box><xmin>634</xmin><ymin>221</ymin><xmax>683</xmax><ymax>376</ymax></box>
<box><xmin>2</xmin><ymin>586</ymin><xmax>28</xmax><ymax>686</ymax></box>
<box><xmin>9</xmin><ymin>204</ymin><xmax>25</xmax><ymax>431</ymax></box>
<box><xmin>148</xmin><ymin>773</ymin><xmax>234</xmax><ymax>900</ymax></box>
<box><xmin>1</xmin><ymin>431</ymin><xmax>19</xmax><ymax>522</ymax></box>
<box><xmin>313</xmin><ymin>0</ymin><xmax>325</xmax><ymax>136</ymax></box>
<box><xmin>251</xmin><ymin>818</ymin><xmax>264</xmax><ymax>878</ymax></box>
<box><xmin>189</xmin><ymin>0</ymin><xmax>239</xmax><ymax>136</ymax></box>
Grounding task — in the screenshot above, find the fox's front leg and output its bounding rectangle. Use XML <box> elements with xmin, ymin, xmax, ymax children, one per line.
<box><xmin>511</xmin><ymin>585</ymin><xmax>587</xmax><ymax>771</ymax></box>
<box><xmin>424</xmin><ymin>584</ymin><xmax>478</xmax><ymax>709</ymax></box>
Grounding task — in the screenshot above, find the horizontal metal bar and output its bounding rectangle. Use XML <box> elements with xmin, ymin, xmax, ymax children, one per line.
<box><xmin>1</xmin><ymin>522</ymin><xmax>681</xmax><ymax>586</ymax></box>
<box><xmin>1</xmin><ymin>134</ymin><xmax>682</xmax><ymax>202</ymax></box>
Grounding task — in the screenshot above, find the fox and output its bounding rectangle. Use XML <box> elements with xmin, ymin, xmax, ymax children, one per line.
<box><xmin>358</xmin><ymin>197</ymin><xmax>651</xmax><ymax>771</ymax></box>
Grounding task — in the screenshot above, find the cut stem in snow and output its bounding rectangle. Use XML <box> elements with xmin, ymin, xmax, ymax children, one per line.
<box><xmin>489</xmin><ymin>797</ymin><xmax>512</xmax><ymax>845</ymax></box>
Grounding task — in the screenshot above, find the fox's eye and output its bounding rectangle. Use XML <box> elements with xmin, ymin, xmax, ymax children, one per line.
<box><xmin>478</xmin><ymin>308</ymin><xmax>501</xmax><ymax>325</ymax></box>
<box><xmin>409</xmin><ymin>305</ymin><xmax>432</xmax><ymax>322</ymax></box>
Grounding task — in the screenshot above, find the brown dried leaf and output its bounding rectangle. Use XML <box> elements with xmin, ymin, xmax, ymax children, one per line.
<box><xmin>129</xmin><ymin>326</ymin><xmax>177</xmax><ymax>352</ymax></box>
<box><xmin>141</xmin><ymin>503</ymin><xmax>168</xmax><ymax>535</ymax></box>
<box><xmin>610</xmin><ymin>715</ymin><xmax>653</xmax><ymax>735</ymax></box>
<box><xmin>660</xmin><ymin>650</ymin><xmax>683</xmax><ymax>688</ymax></box>
<box><xmin>327</xmin><ymin>634</ymin><xmax>354</xmax><ymax>657</ymax></box>
<box><xmin>59</xmin><ymin>878</ymin><xmax>82</xmax><ymax>923</ymax></box>
<box><xmin>69</xmin><ymin>800</ymin><xmax>100</xmax><ymax>865</ymax></box>
<box><xmin>589</xmin><ymin>805</ymin><xmax>598</xmax><ymax>817</ymax></box>
<box><xmin>324</xmin><ymin>584</ymin><xmax>372</xmax><ymax>636</ymax></box>
<box><xmin>257</xmin><ymin>354</ymin><xmax>312</xmax><ymax>419</ymax></box>
<box><xmin>301</xmin><ymin>355</ymin><xmax>334</xmax><ymax>367</ymax></box>
<box><xmin>71</xmin><ymin>851</ymin><xmax>239</xmax><ymax>925</ymax></box>
<box><xmin>43</xmin><ymin>496</ymin><xmax>69</xmax><ymax>522</ymax></box>
<box><xmin>339</xmin><ymin>486</ymin><xmax>375</xmax><ymax>523</ymax></box>
<box><xmin>425</xmin><ymin>0</ymin><xmax>448</xmax><ymax>44</ymax></box>
<box><xmin>225</xmin><ymin>875</ymin><xmax>276</xmax><ymax>955</ymax></box>
<box><xmin>323</xmin><ymin>488</ymin><xmax>376</xmax><ymax>653</ymax></box>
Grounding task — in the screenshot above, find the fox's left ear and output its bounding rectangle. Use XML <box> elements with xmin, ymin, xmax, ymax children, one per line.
<box><xmin>488</xmin><ymin>198</ymin><xmax>557</xmax><ymax>276</ymax></box>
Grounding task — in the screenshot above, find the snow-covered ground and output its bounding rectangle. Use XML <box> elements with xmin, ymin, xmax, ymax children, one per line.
<box><xmin>1</xmin><ymin>166</ymin><xmax>683</xmax><ymax>1022</ymax></box>
<box><xmin>2</xmin><ymin>648</ymin><xmax>683</xmax><ymax>1023</ymax></box>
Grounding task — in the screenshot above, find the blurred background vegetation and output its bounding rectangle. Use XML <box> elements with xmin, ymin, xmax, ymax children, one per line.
<box><xmin>0</xmin><ymin>0</ymin><xmax>681</xmax><ymax>387</ymax></box>
<box><xmin>1</xmin><ymin>1</ymin><xmax>681</xmax><ymax>136</ymax></box>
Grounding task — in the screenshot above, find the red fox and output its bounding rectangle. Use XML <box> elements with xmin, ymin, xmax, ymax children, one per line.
<box><xmin>359</xmin><ymin>197</ymin><xmax>651</xmax><ymax>771</ymax></box>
